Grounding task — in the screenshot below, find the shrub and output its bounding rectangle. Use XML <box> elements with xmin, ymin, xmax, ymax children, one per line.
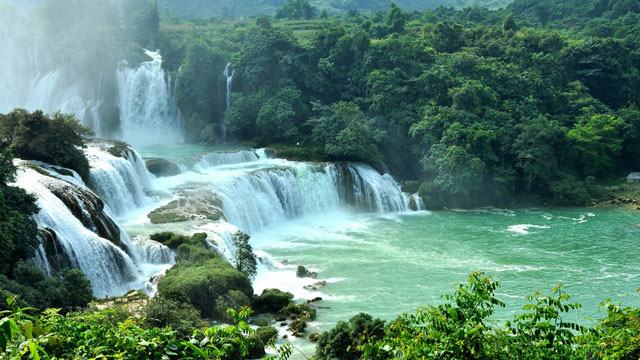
<box><xmin>142</xmin><ymin>295</ymin><xmax>203</xmax><ymax>337</ymax></box>
<box><xmin>255</xmin><ymin>326</ymin><xmax>279</xmax><ymax>344</ymax></box>
<box><xmin>316</xmin><ymin>313</ymin><xmax>385</xmax><ymax>360</ymax></box>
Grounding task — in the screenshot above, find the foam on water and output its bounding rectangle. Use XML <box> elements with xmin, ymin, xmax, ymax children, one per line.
<box><xmin>507</xmin><ymin>224</ymin><xmax>551</xmax><ymax>235</ymax></box>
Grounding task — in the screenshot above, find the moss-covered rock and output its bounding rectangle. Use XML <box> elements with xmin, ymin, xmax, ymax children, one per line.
<box><xmin>147</xmin><ymin>187</ymin><xmax>224</xmax><ymax>224</ymax></box>
<box><xmin>107</xmin><ymin>141</ymin><xmax>131</xmax><ymax>158</ymax></box>
<box><xmin>289</xmin><ymin>318</ymin><xmax>307</xmax><ymax>337</ymax></box>
<box><xmin>150</xmin><ymin>232</ymin><xmax>209</xmax><ymax>250</ymax></box>
<box><xmin>253</xmin><ymin>288</ymin><xmax>294</xmax><ymax>313</ymax></box>
<box><xmin>157</xmin><ymin>257</ymin><xmax>254</xmax><ymax>320</ymax></box>
<box><xmin>145</xmin><ymin>158</ymin><xmax>181</xmax><ymax>177</ymax></box>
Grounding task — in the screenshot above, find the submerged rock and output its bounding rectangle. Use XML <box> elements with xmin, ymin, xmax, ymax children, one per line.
<box><xmin>303</xmin><ymin>281</ymin><xmax>327</xmax><ymax>291</ymax></box>
<box><xmin>145</xmin><ymin>158</ymin><xmax>181</xmax><ymax>177</ymax></box>
<box><xmin>148</xmin><ymin>186</ymin><xmax>224</xmax><ymax>224</ymax></box>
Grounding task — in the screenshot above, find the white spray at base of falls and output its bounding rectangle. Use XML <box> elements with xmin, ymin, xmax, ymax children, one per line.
<box><xmin>116</xmin><ymin>50</ymin><xmax>184</xmax><ymax>146</ymax></box>
<box><xmin>222</xmin><ymin>62</ymin><xmax>235</xmax><ymax>143</ymax></box>
<box><xmin>86</xmin><ymin>145</ymin><xmax>153</xmax><ymax>216</ymax></box>
<box><xmin>15</xmin><ymin>164</ymin><xmax>140</xmax><ymax>297</ymax></box>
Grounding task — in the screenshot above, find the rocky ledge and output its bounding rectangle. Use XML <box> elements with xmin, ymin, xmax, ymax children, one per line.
<box><xmin>148</xmin><ymin>185</ymin><xmax>224</xmax><ymax>224</ymax></box>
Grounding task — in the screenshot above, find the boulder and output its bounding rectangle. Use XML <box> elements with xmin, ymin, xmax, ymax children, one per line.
<box><xmin>309</xmin><ymin>332</ymin><xmax>320</xmax><ymax>342</ymax></box>
<box><xmin>296</xmin><ymin>265</ymin><xmax>317</xmax><ymax>279</ymax></box>
<box><xmin>145</xmin><ymin>158</ymin><xmax>181</xmax><ymax>177</ymax></box>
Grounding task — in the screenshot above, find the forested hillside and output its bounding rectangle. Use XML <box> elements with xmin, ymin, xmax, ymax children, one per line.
<box><xmin>156</xmin><ymin>0</ymin><xmax>640</xmax><ymax>208</ymax></box>
<box><xmin>158</xmin><ymin>0</ymin><xmax>513</xmax><ymax>19</ymax></box>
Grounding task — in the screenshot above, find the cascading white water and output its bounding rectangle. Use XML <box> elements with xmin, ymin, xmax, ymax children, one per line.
<box><xmin>134</xmin><ymin>237</ymin><xmax>174</xmax><ymax>264</ymax></box>
<box><xmin>85</xmin><ymin>145</ymin><xmax>153</xmax><ymax>216</ymax></box>
<box><xmin>15</xmin><ymin>164</ymin><xmax>140</xmax><ymax>297</ymax></box>
<box><xmin>344</xmin><ymin>164</ymin><xmax>410</xmax><ymax>212</ymax></box>
<box><xmin>410</xmin><ymin>193</ymin><xmax>426</xmax><ymax>211</ymax></box>
<box><xmin>117</xmin><ymin>50</ymin><xmax>184</xmax><ymax>146</ymax></box>
<box><xmin>222</xmin><ymin>62</ymin><xmax>235</xmax><ymax>143</ymax></box>
<box><xmin>194</xmin><ymin>150</ymin><xmax>260</xmax><ymax>171</ymax></box>
<box><xmin>209</xmin><ymin>162</ymin><xmax>409</xmax><ymax>233</ymax></box>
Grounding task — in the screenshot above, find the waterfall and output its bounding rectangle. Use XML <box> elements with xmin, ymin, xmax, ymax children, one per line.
<box><xmin>222</xmin><ymin>62</ymin><xmax>235</xmax><ymax>143</ymax></box>
<box><xmin>210</xmin><ymin>162</ymin><xmax>409</xmax><ymax>233</ymax></box>
<box><xmin>15</xmin><ymin>163</ymin><xmax>140</xmax><ymax>297</ymax></box>
<box><xmin>116</xmin><ymin>49</ymin><xmax>184</xmax><ymax>146</ymax></box>
<box><xmin>194</xmin><ymin>150</ymin><xmax>260</xmax><ymax>170</ymax></box>
<box><xmin>410</xmin><ymin>193</ymin><xmax>426</xmax><ymax>211</ymax></box>
<box><xmin>85</xmin><ymin>144</ymin><xmax>153</xmax><ymax>216</ymax></box>
<box><xmin>134</xmin><ymin>237</ymin><xmax>174</xmax><ymax>264</ymax></box>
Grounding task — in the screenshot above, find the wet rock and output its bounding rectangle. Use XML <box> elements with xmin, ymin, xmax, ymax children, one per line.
<box><xmin>303</xmin><ymin>281</ymin><xmax>327</xmax><ymax>291</ymax></box>
<box><xmin>145</xmin><ymin>158</ymin><xmax>181</xmax><ymax>177</ymax></box>
<box><xmin>296</xmin><ymin>265</ymin><xmax>317</xmax><ymax>279</ymax></box>
<box><xmin>309</xmin><ymin>333</ymin><xmax>320</xmax><ymax>342</ymax></box>
<box><xmin>46</xmin><ymin>179</ymin><xmax>123</xmax><ymax>248</ymax></box>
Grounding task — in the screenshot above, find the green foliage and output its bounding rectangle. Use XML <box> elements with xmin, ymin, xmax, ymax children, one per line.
<box><xmin>311</xmin><ymin>102</ymin><xmax>383</xmax><ymax>163</ymax></box>
<box><xmin>276</xmin><ymin>0</ymin><xmax>318</xmax><ymax>20</ymax></box>
<box><xmin>316</xmin><ymin>313</ymin><xmax>385</xmax><ymax>360</ymax></box>
<box><xmin>0</xmin><ymin>151</ymin><xmax>39</xmax><ymax>276</ymax></box>
<box><xmin>157</xmin><ymin>0</ymin><xmax>640</xmax><ymax>207</ymax></box>
<box><xmin>567</xmin><ymin>109</ymin><xmax>625</xmax><ymax>177</ymax></box>
<box><xmin>142</xmin><ymin>295</ymin><xmax>203</xmax><ymax>337</ymax></box>
<box><xmin>0</xmin><ymin>109</ymin><xmax>92</xmax><ymax>180</ymax></box>
<box><xmin>0</xmin><ymin>262</ymin><xmax>92</xmax><ymax>314</ymax></box>
<box><xmin>1</xmin><ymin>300</ymin><xmax>293</xmax><ymax>359</ymax></box>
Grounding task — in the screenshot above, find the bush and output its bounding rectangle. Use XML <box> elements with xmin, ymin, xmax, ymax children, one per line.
<box><xmin>316</xmin><ymin>313</ymin><xmax>385</xmax><ymax>360</ymax></box>
<box><xmin>142</xmin><ymin>295</ymin><xmax>203</xmax><ymax>337</ymax></box>
<box><xmin>255</xmin><ymin>326</ymin><xmax>279</xmax><ymax>344</ymax></box>
<box><xmin>0</xmin><ymin>262</ymin><xmax>92</xmax><ymax>313</ymax></box>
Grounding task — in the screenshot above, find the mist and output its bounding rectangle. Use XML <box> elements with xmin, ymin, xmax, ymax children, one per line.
<box><xmin>0</xmin><ymin>0</ymin><xmax>182</xmax><ymax>145</ymax></box>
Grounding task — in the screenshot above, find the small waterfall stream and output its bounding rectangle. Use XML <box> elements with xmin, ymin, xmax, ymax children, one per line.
<box><xmin>222</xmin><ymin>62</ymin><xmax>235</xmax><ymax>143</ymax></box>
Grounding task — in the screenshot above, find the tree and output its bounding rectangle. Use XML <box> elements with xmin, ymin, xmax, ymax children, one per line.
<box><xmin>311</xmin><ymin>102</ymin><xmax>383</xmax><ymax>163</ymax></box>
<box><xmin>513</xmin><ymin>116</ymin><xmax>565</xmax><ymax>191</ymax></box>
<box><xmin>62</xmin><ymin>268</ymin><xmax>93</xmax><ymax>309</ymax></box>
<box><xmin>232</xmin><ymin>231</ymin><xmax>257</xmax><ymax>280</ymax></box>
<box><xmin>567</xmin><ymin>109</ymin><xmax>625</xmax><ymax>177</ymax></box>
<box><xmin>387</xmin><ymin>3</ymin><xmax>405</xmax><ymax>34</ymax></box>
<box><xmin>275</xmin><ymin>0</ymin><xmax>317</xmax><ymax>20</ymax></box>
<box><xmin>0</xmin><ymin>110</ymin><xmax>92</xmax><ymax>180</ymax></box>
